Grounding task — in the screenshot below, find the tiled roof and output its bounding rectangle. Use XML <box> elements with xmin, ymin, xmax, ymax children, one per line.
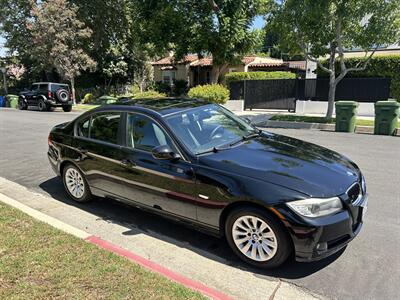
<box><xmin>152</xmin><ymin>54</ymin><xmax>199</xmax><ymax>65</ymax></box>
<box><xmin>288</xmin><ymin>61</ymin><xmax>306</xmax><ymax>70</ymax></box>
<box><xmin>248</xmin><ymin>62</ymin><xmax>288</xmax><ymax>68</ymax></box>
<box><xmin>190</xmin><ymin>57</ymin><xmax>213</xmax><ymax>67</ymax></box>
<box><xmin>153</xmin><ymin>55</ymin><xmax>258</xmax><ymax>67</ymax></box>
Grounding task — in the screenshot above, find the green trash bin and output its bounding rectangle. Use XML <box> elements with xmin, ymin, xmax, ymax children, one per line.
<box><xmin>335</xmin><ymin>101</ymin><xmax>359</xmax><ymax>132</ymax></box>
<box><xmin>374</xmin><ymin>101</ymin><xmax>400</xmax><ymax>136</ymax></box>
<box><xmin>6</xmin><ymin>95</ymin><xmax>19</xmax><ymax>109</ymax></box>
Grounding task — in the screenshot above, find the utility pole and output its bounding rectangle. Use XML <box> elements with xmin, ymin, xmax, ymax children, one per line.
<box><xmin>0</xmin><ymin>67</ymin><xmax>7</xmax><ymax>94</ymax></box>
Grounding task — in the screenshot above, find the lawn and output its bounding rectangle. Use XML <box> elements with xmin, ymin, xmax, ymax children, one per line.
<box><xmin>0</xmin><ymin>202</ymin><xmax>205</xmax><ymax>300</ymax></box>
<box><xmin>270</xmin><ymin>115</ymin><xmax>400</xmax><ymax>128</ymax></box>
<box><xmin>74</xmin><ymin>103</ymin><xmax>99</xmax><ymax>111</ymax></box>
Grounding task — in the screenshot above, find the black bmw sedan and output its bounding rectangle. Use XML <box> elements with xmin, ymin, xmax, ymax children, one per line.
<box><xmin>48</xmin><ymin>98</ymin><xmax>367</xmax><ymax>268</ymax></box>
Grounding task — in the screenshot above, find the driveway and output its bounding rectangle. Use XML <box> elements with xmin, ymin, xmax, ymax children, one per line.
<box><xmin>0</xmin><ymin>108</ymin><xmax>399</xmax><ymax>299</ymax></box>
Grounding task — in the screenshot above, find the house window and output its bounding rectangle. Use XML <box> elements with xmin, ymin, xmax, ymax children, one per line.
<box><xmin>162</xmin><ymin>70</ymin><xmax>176</xmax><ymax>85</ymax></box>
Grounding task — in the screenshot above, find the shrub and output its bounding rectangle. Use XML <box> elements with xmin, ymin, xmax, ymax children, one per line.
<box><xmin>188</xmin><ymin>84</ymin><xmax>230</xmax><ymax>104</ymax></box>
<box><xmin>224</xmin><ymin>71</ymin><xmax>296</xmax><ymax>85</ymax></box>
<box><xmin>133</xmin><ymin>90</ymin><xmax>167</xmax><ymax>99</ymax></box>
<box><xmin>83</xmin><ymin>93</ymin><xmax>95</xmax><ymax>103</ymax></box>
<box><xmin>97</xmin><ymin>95</ymin><xmax>117</xmax><ymax>104</ymax></box>
<box><xmin>155</xmin><ymin>81</ymin><xmax>172</xmax><ymax>95</ymax></box>
<box><xmin>317</xmin><ymin>55</ymin><xmax>400</xmax><ymax>100</ymax></box>
<box><xmin>173</xmin><ymin>79</ymin><xmax>188</xmax><ymax>96</ymax></box>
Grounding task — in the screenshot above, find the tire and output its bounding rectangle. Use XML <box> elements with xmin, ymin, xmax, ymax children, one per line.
<box><xmin>38</xmin><ymin>99</ymin><xmax>48</xmax><ymax>111</ymax></box>
<box><xmin>225</xmin><ymin>206</ymin><xmax>292</xmax><ymax>268</ymax></box>
<box><xmin>62</xmin><ymin>163</ymin><xmax>93</xmax><ymax>203</ymax></box>
<box><xmin>56</xmin><ymin>89</ymin><xmax>70</xmax><ymax>102</ymax></box>
<box><xmin>62</xmin><ymin>105</ymin><xmax>72</xmax><ymax>112</ymax></box>
<box><xmin>18</xmin><ymin>98</ymin><xmax>28</xmax><ymax>110</ymax></box>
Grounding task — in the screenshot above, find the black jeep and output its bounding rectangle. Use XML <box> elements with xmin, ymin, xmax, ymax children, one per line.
<box><xmin>18</xmin><ymin>82</ymin><xmax>73</xmax><ymax>112</ymax></box>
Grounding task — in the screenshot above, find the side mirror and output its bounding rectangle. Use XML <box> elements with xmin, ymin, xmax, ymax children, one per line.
<box><xmin>151</xmin><ymin>145</ymin><xmax>180</xmax><ymax>160</ymax></box>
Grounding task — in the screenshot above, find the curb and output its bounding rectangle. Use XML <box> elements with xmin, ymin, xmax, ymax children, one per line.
<box><xmin>0</xmin><ymin>192</ymin><xmax>232</xmax><ymax>300</ymax></box>
<box><xmin>256</xmin><ymin>120</ymin><xmax>400</xmax><ymax>136</ymax></box>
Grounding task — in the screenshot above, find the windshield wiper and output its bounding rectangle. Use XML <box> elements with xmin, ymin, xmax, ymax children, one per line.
<box><xmin>197</xmin><ymin>130</ymin><xmax>262</xmax><ymax>155</ymax></box>
<box><xmin>229</xmin><ymin>130</ymin><xmax>262</xmax><ymax>147</ymax></box>
<box><xmin>196</xmin><ymin>147</ymin><xmax>221</xmax><ymax>155</ymax></box>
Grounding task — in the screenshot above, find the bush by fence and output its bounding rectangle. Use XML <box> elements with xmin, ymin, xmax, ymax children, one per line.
<box><xmin>133</xmin><ymin>90</ymin><xmax>167</xmax><ymax>99</ymax></box>
<box><xmin>188</xmin><ymin>84</ymin><xmax>229</xmax><ymax>104</ymax></box>
<box><xmin>224</xmin><ymin>71</ymin><xmax>296</xmax><ymax>85</ymax></box>
<box><xmin>318</xmin><ymin>55</ymin><xmax>400</xmax><ymax>100</ymax></box>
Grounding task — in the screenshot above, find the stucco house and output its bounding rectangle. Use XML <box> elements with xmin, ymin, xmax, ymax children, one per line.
<box><xmin>151</xmin><ymin>54</ymin><xmax>300</xmax><ymax>86</ymax></box>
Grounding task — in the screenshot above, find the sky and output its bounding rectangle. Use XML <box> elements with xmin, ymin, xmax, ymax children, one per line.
<box><xmin>252</xmin><ymin>16</ymin><xmax>265</xmax><ymax>29</ymax></box>
<box><xmin>0</xmin><ymin>36</ymin><xmax>6</xmax><ymax>58</ymax></box>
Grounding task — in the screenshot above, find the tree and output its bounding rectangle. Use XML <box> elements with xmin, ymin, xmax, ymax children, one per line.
<box><xmin>7</xmin><ymin>64</ymin><xmax>25</xmax><ymax>81</ymax></box>
<box><xmin>132</xmin><ymin>0</ymin><xmax>268</xmax><ymax>82</ymax></box>
<box><xmin>269</xmin><ymin>0</ymin><xmax>400</xmax><ymax>117</ymax></box>
<box><xmin>29</xmin><ymin>0</ymin><xmax>96</xmax><ymax>102</ymax></box>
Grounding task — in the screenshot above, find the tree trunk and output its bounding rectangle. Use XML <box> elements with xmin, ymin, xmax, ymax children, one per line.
<box><xmin>70</xmin><ymin>77</ymin><xmax>76</xmax><ymax>105</ymax></box>
<box><xmin>211</xmin><ymin>66</ymin><xmax>219</xmax><ymax>84</ymax></box>
<box><xmin>2</xmin><ymin>71</ymin><xmax>8</xmax><ymax>94</ymax></box>
<box><xmin>326</xmin><ymin>73</ymin><xmax>336</xmax><ymax>118</ymax></box>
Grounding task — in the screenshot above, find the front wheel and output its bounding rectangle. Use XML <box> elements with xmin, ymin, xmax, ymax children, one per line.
<box><xmin>18</xmin><ymin>99</ymin><xmax>28</xmax><ymax>110</ymax></box>
<box><xmin>225</xmin><ymin>207</ymin><xmax>292</xmax><ymax>268</ymax></box>
<box><xmin>62</xmin><ymin>105</ymin><xmax>72</xmax><ymax>112</ymax></box>
<box><xmin>62</xmin><ymin>164</ymin><xmax>93</xmax><ymax>203</ymax></box>
<box><xmin>38</xmin><ymin>99</ymin><xmax>48</xmax><ymax>111</ymax></box>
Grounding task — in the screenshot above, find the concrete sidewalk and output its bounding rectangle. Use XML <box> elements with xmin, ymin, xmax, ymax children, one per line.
<box><xmin>0</xmin><ymin>177</ymin><xmax>322</xmax><ymax>300</ymax></box>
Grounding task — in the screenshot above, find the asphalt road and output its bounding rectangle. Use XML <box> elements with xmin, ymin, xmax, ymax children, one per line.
<box><xmin>1</xmin><ymin>108</ymin><xmax>399</xmax><ymax>299</ymax></box>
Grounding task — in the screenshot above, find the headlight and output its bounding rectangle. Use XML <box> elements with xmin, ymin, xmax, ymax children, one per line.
<box><xmin>287</xmin><ymin>197</ymin><xmax>343</xmax><ymax>218</ymax></box>
<box><xmin>361</xmin><ymin>174</ymin><xmax>366</xmax><ymax>194</ymax></box>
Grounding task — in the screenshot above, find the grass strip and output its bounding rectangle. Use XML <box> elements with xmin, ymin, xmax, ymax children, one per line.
<box><xmin>0</xmin><ymin>202</ymin><xmax>205</xmax><ymax>300</ymax></box>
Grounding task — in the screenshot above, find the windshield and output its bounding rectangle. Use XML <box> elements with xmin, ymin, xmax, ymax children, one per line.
<box><xmin>164</xmin><ymin>104</ymin><xmax>257</xmax><ymax>154</ymax></box>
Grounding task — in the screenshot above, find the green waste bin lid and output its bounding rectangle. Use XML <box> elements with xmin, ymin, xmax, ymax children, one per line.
<box><xmin>375</xmin><ymin>101</ymin><xmax>400</xmax><ymax>107</ymax></box>
<box><xmin>335</xmin><ymin>101</ymin><xmax>359</xmax><ymax>107</ymax></box>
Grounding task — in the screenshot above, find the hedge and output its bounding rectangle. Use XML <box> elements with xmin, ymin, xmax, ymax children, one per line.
<box><xmin>188</xmin><ymin>84</ymin><xmax>230</xmax><ymax>104</ymax></box>
<box><xmin>317</xmin><ymin>55</ymin><xmax>400</xmax><ymax>100</ymax></box>
<box><xmin>133</xmin><ymin>90</ymin><xmax>167</xmax><ymax>99</ymax></box>
<box><xmin>224</xmin><ymin>71</ymin><xmax>296</xmax><ymax>84</ymax></box>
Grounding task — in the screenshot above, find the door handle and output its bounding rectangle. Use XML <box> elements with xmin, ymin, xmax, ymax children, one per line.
<box><xmin>121</xmin><ymin>159</ymin><xmax>136</xmax><ymax>167</ymax></box>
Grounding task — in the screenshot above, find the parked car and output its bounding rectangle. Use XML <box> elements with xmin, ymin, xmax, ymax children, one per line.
<box><xmin>19</xmin><ymin>82</ymin><xmax>72</xmax><ymax>112</ymax></box>
<box><xmin>47</xmin><ymin>98</ymin><xmax>367</xmax><ymax>268</ymax></box>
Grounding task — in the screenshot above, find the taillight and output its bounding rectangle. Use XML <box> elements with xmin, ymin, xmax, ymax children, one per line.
<box><xmin>48</xmin><ymin>91</ymin><xmax>52</xmax><ymax>98</ymax></box>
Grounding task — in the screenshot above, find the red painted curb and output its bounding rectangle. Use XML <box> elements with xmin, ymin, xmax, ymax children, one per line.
<box><xmin>85</xmin><ymin>235</ymin><xmax>233</xmax><ymax>300</ymax></box>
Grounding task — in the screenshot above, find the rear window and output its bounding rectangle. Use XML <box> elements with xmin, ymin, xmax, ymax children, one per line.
<box><xmin>50</xmin><ymin>84</ymin><xmax>69</xmax><ymax>92</ymax></box>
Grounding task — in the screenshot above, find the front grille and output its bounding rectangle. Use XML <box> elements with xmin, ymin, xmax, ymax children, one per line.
<box><xmin>347</xmin><ymin>182</ymin><xmax>361</xmax><ymax>204</ymax></box>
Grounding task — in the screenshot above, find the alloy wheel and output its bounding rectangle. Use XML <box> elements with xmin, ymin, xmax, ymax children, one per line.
<box><xmin>232</xmin><ymin>215</ymin><xmax>278</xmax><ymax>261</ymax></box>
<box><xmin>65</xmin><ymin>167</ymin><xmax>85</xmax><ymax>199</ymax></box>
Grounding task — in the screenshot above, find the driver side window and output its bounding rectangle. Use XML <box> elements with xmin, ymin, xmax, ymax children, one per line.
<box><xmin>127</xmin><ymin>113</ymin><xmax>174</xmax><ymax>152</ymax></box>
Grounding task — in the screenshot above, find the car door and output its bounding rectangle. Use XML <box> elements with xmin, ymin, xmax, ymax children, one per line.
<box><xmin>73</xmin><ymin>111</ymin><xmax>128</xmax><ymax>197</ymax></box>
<box><xmin>118</xmin><ymin>112</ymin><xmax>197</xmax><ymax>220</ymax></box>
<box><xmin>26</xmin><ymin>84</ymin><xmax>39</xmax><ymax>105</ymax></box>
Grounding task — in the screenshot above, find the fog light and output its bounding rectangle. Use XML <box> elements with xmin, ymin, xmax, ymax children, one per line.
<box><xmin>316</xmin><ymin>242</ymin><xmax>328</xmax><ymax>251</ymax></box>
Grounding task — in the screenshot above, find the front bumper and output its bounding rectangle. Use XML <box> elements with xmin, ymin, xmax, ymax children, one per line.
<box><xmin>277</xmin><ymin>194</ymin><xmax>367</xmax><ymax>262</ymax></box>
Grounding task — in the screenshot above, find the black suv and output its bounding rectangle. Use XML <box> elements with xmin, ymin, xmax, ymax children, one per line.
<box><xmin>19</xmin><ymin>82</ymin><xmax>73</xmax><ymax>112</ymax></box>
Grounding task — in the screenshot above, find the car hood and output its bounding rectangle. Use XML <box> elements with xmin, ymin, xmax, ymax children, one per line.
<box><xmin>198</xmin><ymin>132</ymin><xmax>360</xmax><ymax>198</ymax></box>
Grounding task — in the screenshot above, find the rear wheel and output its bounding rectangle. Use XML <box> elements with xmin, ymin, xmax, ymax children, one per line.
<box><xmin>62</xmin><ymin>105</ymin><xmax>72</xmax><ymax>112</ymax></box>
<box><xmin>38</xmin><ymin>99</ymin><xmax>47</xmax><ymax>111</ymax></box>
<box><xmin>225</xmin><ymin>207</ymin><xmax>292</xmax><ymax>268</ymax></box>
<box><xmin>62</xmin><ymin>164</ymin><xmax>93</xmax><ymax>203</ymax></box>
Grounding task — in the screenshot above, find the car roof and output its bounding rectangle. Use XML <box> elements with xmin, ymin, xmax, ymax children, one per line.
<box><xmin>104</xmin><ymin>98</ymin><xmax>211</xmax><ymax>116</ymax></box>
<box><xmin>32</xmin><ymin>82</ymin><xmax>68</xmax><ymax>85</ymax></box>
